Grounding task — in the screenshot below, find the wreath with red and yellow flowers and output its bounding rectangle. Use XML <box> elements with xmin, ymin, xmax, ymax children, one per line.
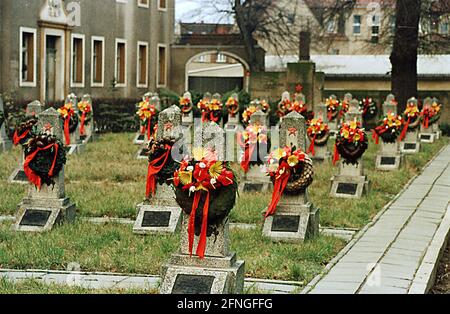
<box><xmin>277</xmin><ymin>99</ymin><xmax>291</xmax><ymax>117</ymax></box>
<box><xmin>307</xmin><ymin>118</ymin><xmax>330</xmax><ymax>156</ymax></box>
<box><xmin>238</xmin><ymin>124</ymin><xmax>269</xmax><ymax>173</ymax></box>
<box><xmin>137</xmin><ymin>99</ymin><xmax>158</xmax><ymax>140</ymax></box>
<box><xmin>431</xmin><ymin>100</ymin><xmax>442</xmax><ymax>123</ymax></box>
<box><xmin>360</xmin><ymin>97</ymin><xmax>378</xmax><ymax>121</ymax></box>
<box><xmin>288</xmin><ymin>100</ymin><xmax>308</xmax><ymax>116</ymax></box>
<box><xmin>173</xmin><ymin>148</ymin><xmax>237</xmax><ymax>259</ymax></box>
<box><xmin>23</xmin><ymin>133</ymin><xmax>66</xmax><ymax>190</ymax></box>
<box><xmin>77</xmin><ymin>100</ymin><xmax>92</xmax><ymax>136</ymax></box>
<box><xmin>399</xmin><ymin>101</ymin><xmax>420</xmax><ymax>141</ymax></box>
<box><xmin>421</xmin><ymin>105</ymin><xmax>438</xmax><ymax>129</ymax></box>
<box><xmin>197</xmin><ymin>99</ymin><xmax>223</xmax><ymax>123</ymax></box>
<box><xmin>372</xmin><ymin>112</ymin><xmax>403</xmax><ymax>144</ymax></box>
<box><xmin>13</xmin><ymin>119</ymin><xmax>38</xmax><ymax>146</ymax></box>
<box><xmin>179</xmin><ymin>96</ymin><xmax>193</xmax><ymax>114</ymax></box>
<box><xmin>242</xmin><ymin>105</ymin><xmax>258</xmax><ymax>125</ymax></box>
<box><xmin>58</xmin><ymin>102</ymin><xmax>79</xmax><ymax>146</ymax></box>
<box><xmin>225</xmin><ymin>97</ymin><xmax>239</xmax><ymax>118</ymax></box>
<box><xmin>326</xmin><ymin>97</ymin><xmax>340</xmax><ymax>122</ymax></box>
<box><xmin>339</xmin><ymin>99</ymin><xmax>350</xmax><ymax>117</ymax></box>
<box><xmin>265</xmin><ymin>146</ymin><xmax>314</xmax><ymax>217</ymax></box>
<box><xmin>333</xmin><ymin>119</ymin><xmax>369</xmax><ymax>165</ymax></box>
<box><xmin>260</xmin><ymin>100</ymin><xmax>270</xmax><ymax>114</ymax></box>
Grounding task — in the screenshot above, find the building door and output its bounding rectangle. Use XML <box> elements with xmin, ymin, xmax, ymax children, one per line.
<box><xmin>46</xmin><ymin>36</ymin><xmax>58</xmax><ymax>103</ymax></box>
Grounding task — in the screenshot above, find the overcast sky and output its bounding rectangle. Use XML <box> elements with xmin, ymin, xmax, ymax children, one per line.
<box><xmin>175</xmin><ymin>0</ymin><xmax>233</xmax><ymax>23</ymax></box>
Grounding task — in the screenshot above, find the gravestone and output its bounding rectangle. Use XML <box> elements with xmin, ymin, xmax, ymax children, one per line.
<box><xmin>327</xmin><ymin>95</ymin><xmax>340</xmax><ymax>136</ymax></box>
<box><xmin>65</xmin><ymin>93</ymin><xmax>85</xmax><ymax>155</ymax></box>
<box><xmin>79</xmin><ymin>94</ymin><xmax>95</xmax><ymax>143</ymax></box>
<box><xmin>432</xmin><ymin>97</ymin><xmax>442</xmax><ymax>140</ymax></box>
<box><xmin>376</xmin><ymin>98</ymin><xmax>402</xmax><ymax>171</ymax></box>
<box><xmin>279</xmin><ymin>91</ymin><xmax>291</xmax><ymax>124</ymax></box>
<box><xmin>330</xmin><ymin>105</ymin><xmax>369</xmax><ymax>199</ymax></box>
<box><xmin>134</xmin><ymin>106</ymin><xmax>183</xmax><ymax>235</ymax></box>
<box><xmin>224</xmin><ymin>93</ymin><xmax>241</xmax><ymax>162</ymax></box>
<box><xmin>419</xmin><ymin>97</ymin><xmax>436</xmax><ymax>144</ymax></box>
<box><xmin>400</xmin><ymin>97</ymin><xmax>421</xmax><ymax>154</ymax></box>
<box><xmin>0</xmin><ymin>95</ymin><xmax>12</xmax><ymax>153</ymax></box>
<box><xmin>225</xmin><ymin>93</ymin><xmax>240</xmax><ymax>129</ymax></box>
<box><xmin>181</xmin><ymin>91</ymin><xmax>194</xmax><ymax>127</ymax></box>
<box><xmin>9</xmin><ymin>101</ymin><xmax>44</xmax><ymax>184</ymax></box>
<box><xmin>161</xmin><ymin>121</ymin><xmax>245</xmax><ymax>294</ymax></box>
<box><xmin>14</xmin><ymin>108</ymin><xmax>76</xmax><ymax>232</ymax></box>
<box><xmin>136</xmin><ymin>94</ymin><xmax>160</xmax><ymax>160</ymax></box>
<box><xmin>309</xmin><ymin>102</ymin><xmax>331</xmax><ymax>163</ymax></box>
<box><xmin>133</xmin><ymin>93</ymin><xmax>158</xmax><ymax>145</ymax></box>
<box><xmin>262</xmin><ymin>111</ymin><xmax>319</xmax><ymax>243</ymax></box>
<box><xmin>239</xmin><ymin>110</ymin><xmax>271</xmax><ymax>193</ymax></box>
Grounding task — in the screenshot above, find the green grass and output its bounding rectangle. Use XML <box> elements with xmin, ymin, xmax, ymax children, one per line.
<box><xmin>0</xmin><ymin>278</ymin><xmax>155</xmax><ymax>294</ymax></box>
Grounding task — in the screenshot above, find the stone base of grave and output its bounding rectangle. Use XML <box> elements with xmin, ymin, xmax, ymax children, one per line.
<box><xmin>432</xmin><ymin>124</ymin><xmax>441</xmax><ymax>140</ymax></box>
<box><xmin>262</xmin><ymin>194</ymin><xmax>320</xmax><ymax>243</ymax></box>
<box><xmin>8</xmin><ymin>167</ymin><xmax>28</xmax><ymax>184</ymax></box>
<box><xmin>400</xmin><ymin>130</ymin><xmax>420</xmax><ymax>154</ymax></box>
<box><xmin>328</xmin><ymin>121</ymin><xmax>339</xmax><ymax>138</ymax></box>
<box><xmin>330</xmin><ymin>175</ymin><xmax>369</xmax><ymax>199</ymax></box>
<box><xmin>375</xmin><ymin>153</ymin><xmax>402</xmax><ymax>171</ymax></box>
<box><xmin>311</xmin><ymin>145</ymin><xmax>331</xmax><ymax>163</ymax></box>
<box><xmin>14</xmin><ymin>197</ymin><xmax>76</xmax><ymax>232</ymax></box>
<box><xmin>0</xmin><ymin>139</ymin><xmax>12</xmax><ymax>153</ymax></box>
<box><xmin>160</xmin><ymin>215</ymin><xmax>245</xmax><ymax>294</ymax></box>
<box><xmin>136</xmin><ymin>144</ymin><xmax>150</xmax><ymax>160</ymax></box>
<box><xmin>133</xmin><ymin>205</ymin><xmax>182</xmax><ymax>235</ymax></box>
<box><xmin>419</xmin><ymin>132</ymin><xmax>436</xmax><ymax>143</ymax></box>
<box><xmin>133</xmin><ymin>133</ymin><xmax>146</xmax><ymax>145</ymax></box>
<box><xmin>239</xmin><ymin>165</ymin><xmax>271</xmax><ymax>193</ymax></box>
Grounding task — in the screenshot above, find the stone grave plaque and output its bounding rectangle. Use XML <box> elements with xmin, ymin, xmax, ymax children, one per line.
<box><xmin>404</xmin><ymin>143</ymin><xmax>416</xmax><ymax>150</ymax></box>
<box><xmin>19</xmin><ymin>209</ymin><xmax>52</xmax><ymax>227</ymax></box>
<box><xmin>336</xmin><ymin>183</ymin><xmax>358</xmax><ymax>195</ymax></box>
<box><xmin>141</xmin><ymin>211</ymin><xmax>172</xmax><ymax>228</ymax></box>
<box><xmin>137</xmin><ymin>134</ymin><xmax>145</xmax><ymax>141</ymax></box>
<box><xmin>271</xmin><ymin>216</ymin><xmax>301</xmax><ymax>233</ymax></box>
<box><xmin>380</xmin><ymin>157</ymin><xmax>396</xmax><ymax>166</ymax></box>
<box><xmin>420</xmin><ymin>134</ymin><xmax>431</xmax><ymax>141</ymax></box>
<box><xmin>243</xmin><ymin>183</ymin><xmax>264</xmax><ymax>192</ymax></box>
<box><xmin>14</xmin><ymin>170</ymin><xmax>28</xmax><ymax>182</ymax></box>
<box><xmin>172</xmin><ymin>274</ymin><xmax>216</xmax><ymax>294</ymax></box>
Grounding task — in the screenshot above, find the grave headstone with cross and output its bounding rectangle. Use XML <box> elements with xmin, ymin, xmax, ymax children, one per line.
<box><xmin>136</xmin><ymin>94</ymin><xmax>160</xmax><ymax>159</ymax></box>
<box><xmin>160</xmin><ymin>121</ymin><xmax>245</xmax><ymax>294</ymax></box>
<box><xmin>376</xmin><ymin>95</ymin><xmax>402</xmax><ymax>171</ymax></box>
<box><xmin>419</xmin><ymin>97</ymin><xmax>436</xmax><ymax>144</ymax></box>
<box><xmin>134</xmin><ymin>106</ymin><xmax>183</xmax><ymax>235</ymax></box>
<box><xmin>14</xmin><ymin>108</ymin><xmax>76</xmax><ymax>232</ymax></box>
<box><xmin>65</xmin><ymin>93</ymin><xmax>85</xmax><ymax>155</ymax></box>
<box><xmin>400</xmin><ymin>97</ymin><xmax>421</xmax><ymax>154</ymax></box>
<box><xmin>262</xmin><ymin>112</ymin><xmax>319</xmax><ymax>243</ymax></box>
<box><xmin>0</xmin><ymin>95</ymin><xmax>12</xmax><ymax>153</ymax></box>
<box><xmin>9</xmin><ymin>101</ymin><xmax>44</xmax><ymax>184</ymax></box>
<box><xmin>79</xmin><ymin>94</ymin><xmax>95</xmax><ymax>144</ymax></box>
<box><xmin>239</xmin><ymin>110</ymin><xmax>271</xmax><ymax>193</ymax></box>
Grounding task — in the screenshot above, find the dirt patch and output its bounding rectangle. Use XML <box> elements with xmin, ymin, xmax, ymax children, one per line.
<box><xmin>430</xmin><ymin>240</ymin><xmax>450</xmax><ymax>294</ymax></box>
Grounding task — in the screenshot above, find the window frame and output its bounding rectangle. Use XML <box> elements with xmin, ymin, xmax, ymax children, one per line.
<box><xmin>353</xmin><ymin>15</ymin><xmax>361</xmax><ymax>35</ymax></box>
<box><xmin>136</xmin><ymin>41</ymin><xmax>149</xmax><ymax>88</ymax></box>
<box><xmin>114</xmin><ymin>38</ymin><xmax>128</xmax><ymax>88</ymax></box>
<box><xmin>138</xmin><ymin>0</ymin><xmax>149</xmax><ymax>8</ymax></box>
<box><xmin>157</xmin><ymin>43</ymin><xmax>168</xmax><ymax>88</ymax></box>
<box><xmin>19</xmin><ymin>27</ymin><xmax>37</xmax><ymax>87</ymax></box>
<box><xmin>70</xmin><ymin>33</ymin><xmax>86</xmax><ymax>88</ymax></box>
<box><xmin>158</xmin><ymin>0</ymin><xmax>168</xmax><ymax>12</ymax></box>
<box><xmin>91</xmin><ymin>36</ymin><xmax>105</xmax><ymax>87</ymax></box>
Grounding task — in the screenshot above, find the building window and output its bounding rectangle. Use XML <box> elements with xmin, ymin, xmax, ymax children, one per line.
<box><xmin>326</xmin><ymin>18</ymin><xmax>336</xmax><ymax>33</ymax></box>
<box><xmin>115</xmin><ymin>39</ymin><xmax>127</xmax><ymax>87</ymax></box>
<box><xmin>371</xmin><ymin>15</ymin><xmax>380</xmax><ymax>43</ymax></box>
<box><xmin>157</xmin><ymin>44</ymin><xmax>167</xmax><ymax>87</ymax></box>
<box><xmin>19</xmin><ymin>27</ymin><xmax>37</xmax><ymax>87</ymax></box>
<box><xmin>440</xmin><ymin>21</ymin><xmax>449</xmax><ymax>34</ymax></box>
<box><xmin>353</xmin><ymin>15</ymin><xmax>361</xmax><ymax>35</ymax></box>
<box><xmin>138</xmin><ymin>0</ymin><xmax>149</xmax><ymax>8</ymax></box>
<box><xmin>91</xmin><ymin>36</ymin><xmax>105</xmax><ymax>87</ymax></box>
<box><xmin>71</xmin><ymin>34</ymin><xmax>85</xmax><ymax>87</ymax></box>
<box><xmin>159</xmin><ymin>0</ymin><xmax>167</xmax><ymax>10</ymax></box>
<box><xmin>137</xmin><ymin>41</ymin><xmax>148</xmax><ymax>87</ymax></box>
<box><xmin>217</xmin><ymin>53</ymin><xmax>226</xmax><ymax>63</ymax></box>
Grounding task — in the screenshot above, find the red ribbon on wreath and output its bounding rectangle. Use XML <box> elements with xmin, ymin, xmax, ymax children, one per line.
<box><xmin>399</xmin><ymin>117</ymin><xmax>411</xmax><ymax>142</ymax></box>
<box><xmin>307</xmin><ymin>134</ymin><xmax>317</xmax><ymax>156</ymax></box>
<box><xmin>13</xmin><ymin>129</ymin><xmax>30</xmax><ymax>146</ymax></box>
<box><xmin>80</xmin><ymin>111</ymin><xmax>87</xmax><ymax>136</ymax></box>
<box><xmin>332</xmin><ymin>144</ymin><xmax>340</xmax><ymax>166</ymax></box>
<box><xmin>201</xmin><ymin>111</ymin><xmax>209</xmax><ymax>123</ymax></box>
<box><xmin>64</xmin><ymin>116</ymin><xmax>71</xmax><ymax>146</ymax></box>
<box><xmin>188</xmin><ymin>191</ymin><xmax>210</xmax><ymax>259</ymax></box>
<box><xmin>145</xmin><ymin>144</ymin><xmax>171</xmax><ymax>198</ymax></box>
<box><xmin>23</xmin><ymin>143</ymin><xmax>59</xmax><ymax>190</ymax></box>
<box><xmin>265</xmin><ymin>164</ymin><xmax>290</xmax><ymax>218</ymax></box>
<box><xmin>210</xmin><ymin>111</ymin><xmax>220</xmax><ymax>123</ymax></box>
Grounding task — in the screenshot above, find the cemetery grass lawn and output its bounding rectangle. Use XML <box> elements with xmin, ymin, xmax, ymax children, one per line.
<box><xmin>0</xmin><ymin>220</ymin><xmax>345</xmax><ymax>284</ymax></box>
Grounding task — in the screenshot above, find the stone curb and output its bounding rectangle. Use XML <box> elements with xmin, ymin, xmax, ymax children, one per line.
<box><xmin>300</xmin><ymin>144</ymin><xmax>449</xmax><ymax>294</ymax></box>
<box><xmin>408</xmin><ymin>204</ymin><xmax>450</xmax><ymax>294</ymax></box>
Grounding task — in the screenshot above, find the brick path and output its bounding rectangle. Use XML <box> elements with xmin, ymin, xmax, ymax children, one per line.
<box><xmin>304</xmin><ymin>145</ymin><xmax>450</xmax><ymax>294</ymax></box>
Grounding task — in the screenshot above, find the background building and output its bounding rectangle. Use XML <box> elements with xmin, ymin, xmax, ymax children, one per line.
<box><xmin>0</xmin><ymin>0</ymin><xmax>175</xmax><ymax>104</ymax></box>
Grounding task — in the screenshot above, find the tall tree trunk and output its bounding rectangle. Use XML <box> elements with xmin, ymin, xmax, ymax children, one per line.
<box><xmin>234</xmin><ymin>0</ymin><xmax>259</xmax><ymax>73</ymax></box>
<box><xmin>390</xmin><ymin>0</ymin><xmax>422</xmax><ymax>113</ymax></box>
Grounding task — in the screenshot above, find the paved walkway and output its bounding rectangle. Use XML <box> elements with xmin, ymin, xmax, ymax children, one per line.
<box><xmin>304</xmin><ymin>145</ymin><xmax>450</xmax><ymax>294</ymax></box>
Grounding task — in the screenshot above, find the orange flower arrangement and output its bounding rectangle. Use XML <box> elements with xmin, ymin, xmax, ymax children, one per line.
<box><xmin>77</xmin><ymin>100</ymin><xmax>92</xmax><ymax>136</ymax></box>
<box><xmin>326</xmin><ymin>97</ymin><xmax>340</xmax><ymax>121</ymax></box>
<box><xmin>307</xmin><ymin>118</ymin><xmax>330</xmax><ymax>156</ymax></box>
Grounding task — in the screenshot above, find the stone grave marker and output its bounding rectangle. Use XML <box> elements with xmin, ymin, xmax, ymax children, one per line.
<box><xmin>239</xmin><ymin>110</ymin><xmax>271</xmax><ymax>193</ymax></box>
<box><xmin>65</xmin><ymin>93</ymin><xmax>85</xmax><ymax>155</ymax></box>
<box><xmin>0</xmin><ymin>95</ymin><xmax>12</xmax><ymax>153</ymax></box>
<box><xmin>376</xmin><ymin>97</ymin><xmax>402</xmax><ymax>171</ymax></box>
<box><xmin>330</xmin><ymin>107</ymin><xmax>369</xmax><ymax>198</ymax></box>
<box><xmin>181</xmin><ymin>91</ymin><xmax>194</xmax><ymax>127</ymax></box>
<box><xmin>262</xmin><ymin>111</ymin><xmax>319</xmax><ymax>243</ymax></box>
<box><xmin>327</xmin><ymin>94</ymin><xmax>340</xmax><ymax>136</ymax></box>
<box><xmin>79</xmin><ymin>94</ymin><xmax>95</xmax><ymax>143</ymax></box>
<box><xmin>134</xmin><ymin>93</ymin><xmax>157</xmax><ymax>145</ymax></box>
<box><xmin>419</xmin><ymin>97</ymin><xmax>436</xmax><ymax>144</ymax></box>
<box><xmin>9</xmin><ymin>101</ymin><xmax>44</xmax><ymax>184</ymax></box>
<box><xmin>160</xmin><ymin>122</ymin><xmax>245</xmax><ymax>294</ymax></box>
<box><xmin>136</xmin><ymin>94</ymin><xmax>160</xmax><ymax>160</ymax></box>
<box><xmin>134</xmin><ymin>105</ymin><xmax>183</xmax><ymax>235</ymax></box>
<box><xmin>400</xmin><ymin>97</ymin><xmax>421</xmax><ymax>154</ymax></box>
<box><xmin>224</xmin><ymin>93</ymin><xmax>242</xmax><ymax>163</ymax></box>
<box><xmin>225</xmin><ymin>93</ymin><xmax>240</xmax><ymax>129</ymax></box>
<box><xmin>14</xmin><ymin>108</ymin><xmax>76</xmax><ymax>232</ymax></box>
<box><xmin>432</xmin><ymin>97</ymin><xmax>442</xmax><ymax>140</ymax></box>
<box><xmin>309</xmin><ymin>102</ymin><xmax>331</xmax><ymax>163</ymax></box>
